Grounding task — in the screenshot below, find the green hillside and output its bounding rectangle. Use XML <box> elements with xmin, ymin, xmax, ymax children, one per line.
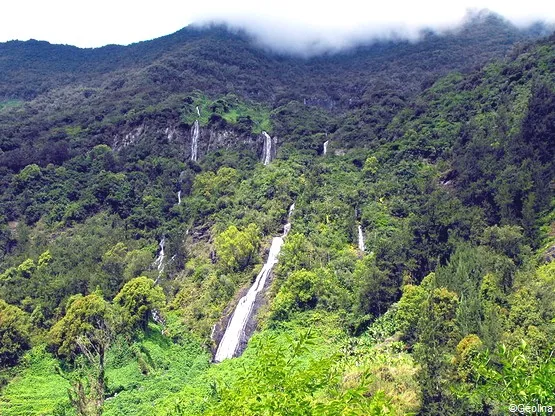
<box><xmin>0</xmin><ymin>15</ymin><xmax>554</xmax><ymax>416</ymax></box>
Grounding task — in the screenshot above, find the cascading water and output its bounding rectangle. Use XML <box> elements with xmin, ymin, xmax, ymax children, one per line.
<box><xmin>151</xmin><ymin>237</ymin><xmax>166</xmax><ymax>325</ymax></box>
<box><xmin>262</xmin><ymin>131</ymin><xmax>272</xmax><ymax>165</ymax></box>
<box><xmin>358</xmin><ymin>225</ymin><xmax>365</xmax><ymax>252</ymax></box>
<box><xmin>153</xmin><ymin>237</ymin><xmax>166</xmax><ymax>284</ymax></box>
<box><xmin>177</xmin><ymin>190</ymin><xmax>182</xmax><ymax>205</ymax></box>
<box><xmin>214</xmin><ymin>204</ymin><xmax>295</xmax><ymax>362</ymax></box>
<box><xmin>288</xmin><ymin>202</ymin><xmax>295</xmax><ymax>217</ymax></box>
<box><xmin>196</xmin><ymin>106</ymin><xmax>201</xmax><ymax>117</ymax></box>
<box><xmin>191</xmin><ymin>120</ymin><xmax>199</xmax><ymax>162</ymax></box>
<box><xmin>323</xmin><ymin>140</ymin><xmax>329</xmax><ymax>155</ymax></box>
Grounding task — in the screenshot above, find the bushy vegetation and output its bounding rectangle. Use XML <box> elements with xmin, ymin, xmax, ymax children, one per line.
<box><xmin>0</xmin><ymin>18</ymin><xmax>554</xmax><ymax>416</ymax></box>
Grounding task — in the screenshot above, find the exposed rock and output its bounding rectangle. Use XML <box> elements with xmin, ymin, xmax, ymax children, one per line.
<box><xmin>542</xmin><ymin>243</ymin><xmax>555</xmax><ymax>263</ymax></box>
<box><xmin>113</xmin><ymin>124</ymin><xmax>145</xmax><ymax>149</ymax></box>
<box><xmin>111</xmin><ymin>116</ymin><xmax>273</xmax><ymax>162</ymax></box>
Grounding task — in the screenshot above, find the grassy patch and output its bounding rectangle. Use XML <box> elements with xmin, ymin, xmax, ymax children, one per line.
<box><xmin>0</xmin><ymin>327</ymin><xmax>211</xmax><ymax>416</ymax></box>
<box><xmin>181</xmin><ymin>92</ymin><xmax>271</xmax><ymax>134</ymax></box>
<box><xmin>0</xmin><ymin>347</ymin><xmax>71</xmax><ymax>416</ymax></box>
<box><xmin>160</xmin><ymin>311</ymin><xmax>419</xmax><ymax>415</ymax></box>
<box><xmin>0</xmin><ymin>100</ymin><xmax>23</xmax><ymax>112</ymax></box>
<box><xmin>103</xmin><ymin>327</ymin><xmax>210</xmax><ymax>416</ymax></box>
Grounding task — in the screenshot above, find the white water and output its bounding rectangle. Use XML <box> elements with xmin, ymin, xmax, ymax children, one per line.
<box><xmin>358</xmin><ymin>225</ymin><xmax>365</xmax><ymax>252</ymax></box>
<box><xmin>262</xmin><ymin>131</ymin><xmax>272</xmax><ymax>165</ymax></box>
<box><xmin>191</xmin><ymin>120</ymin><xmax>199</xmax><ymax>162</ymax></box>
<box><xmin>153</xmin><ymin>237</ymin><xmax>166</xmax><ymax>284</ymax></box>
<box><xmin>177</xmin><ymin>190</ymin><xmax>182</xmax><ymax>205</ymax></box>
<box><xmin>214</xmin><ymin>204</ymin><xmax>294</xmax><ymax>362</ymax></box>
<box><xmin>288</xmin><ymin>203</ymin><xmax>295</xmax><ymax>218</ymax></box>
<box><xmin>196</xmin><ymin>106</ymin><xmax>200</xmax><ymax>117</ymax></box>
<box><xmin>150</xmin><ymin>238</ymin><xmax>168</xmax><ymax>325</ymax></box>
<box><xmin>323</xmin><ymin>140</ymin><xmax>329</xmax><ymax>155</ymax></box>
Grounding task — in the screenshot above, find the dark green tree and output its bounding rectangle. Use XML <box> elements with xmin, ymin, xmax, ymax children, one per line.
<box><xmin>0</xmin><ymin>299</ymin><xmax>31</xmax><ymax>367</ymax></box>
<box><xmin>113</xmin><ymin>276</ymin><xmax>165</xmax><ymax>331</ymax></box>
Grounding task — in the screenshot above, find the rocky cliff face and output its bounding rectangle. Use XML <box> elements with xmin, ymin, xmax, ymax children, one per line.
<box><xmin>112</xmin><ymin>118</ymin><xmax>274</xmax><ymax>162</ymax></box>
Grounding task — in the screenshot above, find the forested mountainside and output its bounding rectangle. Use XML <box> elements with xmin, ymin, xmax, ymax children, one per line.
<box><xmin>0</xmin><ymin>12</ymin><xmax>554</xmax><ymax>416</ymax></box>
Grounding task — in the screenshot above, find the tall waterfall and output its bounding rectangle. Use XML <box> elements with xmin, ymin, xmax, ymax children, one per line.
<box><xmin>150</xmin><ymin>238</ymin><xmax>167</xmax><ymax>326</ymax></box>
<box><xmin>153</xmin><ymin>237</ymin><xmax>166</xmax><ymax>284</ymax></box>
<box><xmin>214</xmin><ymin>204</ymin><xmax>295</xmax><ymax>362</ymax></box>
<box><xmin>177</xmin><ymin>190</ymin><xmax>182</xmax><ymax>205</ymax></box>
<box><xmin>191</xmin><ymin>120</ymin><xmax>199</xmax><ymax>162</ymax></box>
<box><xmin>262</xmin><ymin>131</ymin><xmax>272</xmax><ymax>165</ymax></box>
<box><xmin>196</xmin><ymin>106</ymin><xmax>200</xmax><ymax>117</ymax></box>
<box><xmin>323</xmin><ymin>140</ymin><xmax>329</xmax><ymax>155</ymax></box>
<box><xmin>358</xmin><ymin>225</ymin><xmax>365</xmax><ymax>252</ymax></box>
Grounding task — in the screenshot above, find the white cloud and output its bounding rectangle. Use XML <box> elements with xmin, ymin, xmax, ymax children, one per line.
<box><xmin>1</xmin><ymin>0</ymin><xmax>553</xmax><ymax>54</ymax></box>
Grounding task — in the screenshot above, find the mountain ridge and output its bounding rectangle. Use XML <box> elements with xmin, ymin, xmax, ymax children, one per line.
<box><xmin>0</xmin><ymin>12</ymin><xmax>551</xmax><ymax>101</ymax></box>
<box><xmin>0</xmin><ymin>12</ymin><xmax>553</xmax><ymax>416</ymax></box>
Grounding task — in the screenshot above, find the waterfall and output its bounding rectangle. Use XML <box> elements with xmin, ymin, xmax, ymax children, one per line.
<box><xmin>358</xmin><ymin>225</ymin><xmax>365</xmax><ymax>252</ymax></box>
<box><xmin>153</xmin><ymin>237</ymin><xmax>166</xmax><ymax>284</ymax></box>
<box><xmin>177</xmin><ymin>190</ymin><xmax>182</xmax><ymax>205</ymax></box>
<box><xmin>214</xmin><ymin>204</ymin><xmax>295</xmax><ymax>362</ymax></box>
<box><xmin>323</xmin><ymin>140</ymin><xmax>329</xmax><ymax>155</ymax></box>
<box><xmin>196</xmin><ymin>106</ymin><xmax>200</xmax><ymax>117</ymax></box>
<box><xmin>150</xmin><ymin>237</ymin><xmax>167</xmax><ymax>326</ymax></box>
<box><xmin>191</xmin><ymin>120</ymin><xmax>199</xmax><ymax>162</ymax></box>
<box><xmin>262</xmin><ymin>131</ymin><xmax>272</xmax><ymax>165</ymax></box>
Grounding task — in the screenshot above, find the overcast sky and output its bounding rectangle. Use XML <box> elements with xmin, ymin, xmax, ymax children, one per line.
<box><xmin>1</xmin><ymin>0</ymin><xmax>554</xmax><ymax>54</ymax></box>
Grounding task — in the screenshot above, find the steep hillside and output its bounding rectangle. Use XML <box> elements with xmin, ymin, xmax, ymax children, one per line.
<box><xmin>0</xmin><ymin>14</ymin><xmax>538</xmax><ymax>101</ymax></box>
<box><xmin>0</xmin><ymin>14</ymin><xmax>548</xmax><ymax>174</ymax></box>
<box><xmin>0</xmin><ymin>14</ymin><xmax>554</xmax><ymax>416</ymax></box>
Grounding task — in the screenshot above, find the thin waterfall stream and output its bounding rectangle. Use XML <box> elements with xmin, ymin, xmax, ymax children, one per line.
<box><xmin>214</xmin><ymin>203</ymin><xmax>295</xmax><ymax>362</ymax></box>
<box><xmin>191</xmin><ymin>120</ymin><xmax>199</xmax><ymax>162</ymax></box>
<box><xmin>153</xmin><ymin>237</ymin><xmax>166</xmax><ymax>284</ymax></box>
<box><xmin>358</xmin><ymin>225</ymin><xmax>365</xmax><ymax>252</ymax></box>
<box><xmin>262</xmin><ymin>131</ymin><xmax>272</xmax><ymax>165</ymax></box>
<box><xmin>151</xmin><ymin>237</ymin><xmax>166</xmax><ymax>325</ymax></box>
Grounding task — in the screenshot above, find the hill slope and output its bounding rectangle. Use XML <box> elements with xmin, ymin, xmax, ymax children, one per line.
<box><xmin>0</xmin><ymin>14</ymin><xmax>554</xmax><ymax>416</ymax></box>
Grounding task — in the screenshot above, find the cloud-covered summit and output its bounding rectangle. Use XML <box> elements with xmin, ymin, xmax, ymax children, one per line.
<box><xmin>189</xmin><ymin>2</ymin><xmax>554</xmax><ymax>56</ymax></box>
<box><xmin>0</xmin><ymin>0</ymin><xmax>553</xmax><ymax>54</ymax></box>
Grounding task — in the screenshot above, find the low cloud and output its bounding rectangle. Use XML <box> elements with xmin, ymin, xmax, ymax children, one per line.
<box><xmin>0</xmin><ymin>0</ymin><xmax>553</xmax><ymax>53</ymax></box>
<box><xmin>190</xmin><ymin>1</ymin><xmax>555</xmax><ymax>56</ymax></box>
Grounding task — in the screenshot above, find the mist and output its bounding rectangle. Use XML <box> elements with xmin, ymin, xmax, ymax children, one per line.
<box><xmin>188</xmin><ymin>1</ymin><xmax>555</xmax><ymax>56</ymax></box>
<box><xmin>0</xmin><ymin>0</ymin><xmax>554</xmax><ymax>54</ymax></box>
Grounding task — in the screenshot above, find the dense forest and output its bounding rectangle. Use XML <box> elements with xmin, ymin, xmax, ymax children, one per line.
<box><xmin>0</xmin><ymin>12</ymin><xmax>554</xmax><ymax>416</ymax></box>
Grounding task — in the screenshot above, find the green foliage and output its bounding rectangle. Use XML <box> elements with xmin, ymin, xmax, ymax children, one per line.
<box><xmin>211</xmin><ymin>329</ymin><xmax>332</xmax><ymax>415</ymax></box>
<box><xmin>458</xmin><ymin>342</ymin><xmax>555</xmax><ymax>415</ymax></box>
<box><xmin>271</xmin><ymin>270</ymin><xmax>322</xmax><ymax>319</ymax></box>
<box><xmin>355</xmin><ymin>256</ymin><xmax>399</xmax><ymax>321</ymax></box>
<box><xmin>48</xmin><ymin>292</ymin><xmax>113</xmax><ymax>358</ymax></box>
<box><xmin>453</xmin><ymin>334</ymin><xmax>483</xmax><ymax>382</ymax></box>
<box><xmin>181</xmin><ymin>93</ymin><xmax>271</xmax><ymax>134</ymax></box>
<box><xmin>16</xmin><ymin>164</ymin><xmax>41</xmax><ymax>183</ymax></box>
<box><xmin>0</xmin><ymin>300</ymin><xmax>31</xmax><ymax>367</ymax></box>
<box><xmin>1</xmin><ymin>328</ymin><xmax>210</xmax><ymax>416</ymax></box>
<box><xmin>481</xmin><ymin>225</ymin><xmax>527</xmax><ymax>262</ymax></box>
<box><xmin>214</xmin><ymin>223</ymin><xmax>260</xmax><ymax>272</ymax></box>
<box><xmin>192</xmin><ymin>166</ymin><xmax>240</xmax><ymax>200</ymax></box>
<box><xmin>202</xmin><ymin>324</ymin><xmax>398</xmax><ymax>416</ymax></box>
<box><xmin>38</xmin><ymin>250</ymin><xmax>52</xmax><ymax>268</ymax></box>
<box><xmin>0</xmin><ymin>21</ymin><xmax>554</xmax><ymax>416</ymax></box>
<box><xmin>413</xmin><ymin>286</ymin><xmax>461</xmax><ymax>415</ymax></box>
<box><xmin>113</xmin><ymin>276</ymin><xmax>165</xmax><ymax>331</ymax></box>
<box><xmin>395</xmin><ymin>284</ymin><xmax>426</xmax><ymax>343</ymax></box>
<box><xmin>0</xmin><ymin>347</ymin><xmax>71</xmax><ymax>415</ymax></box>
